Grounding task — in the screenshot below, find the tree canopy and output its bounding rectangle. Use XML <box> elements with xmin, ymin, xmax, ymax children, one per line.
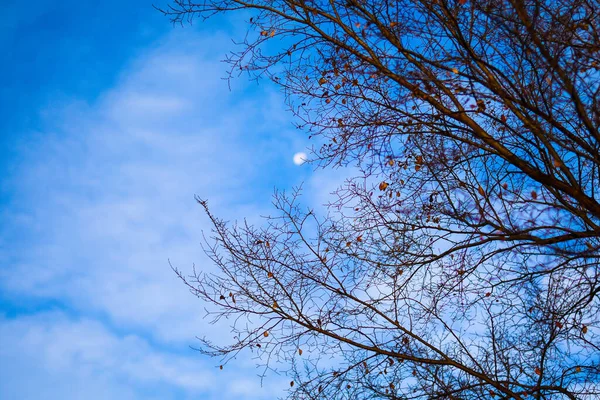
<box><xmin>161</xmin><ymin>0</ymin><xmax>600</xmax><ymax>398</ymax></box>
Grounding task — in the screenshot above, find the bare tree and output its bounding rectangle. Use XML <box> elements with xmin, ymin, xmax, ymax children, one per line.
<box><xmin>161</xmin><ymin>0</ymin><xmax>600</xmax><ymax>398</ymax></box>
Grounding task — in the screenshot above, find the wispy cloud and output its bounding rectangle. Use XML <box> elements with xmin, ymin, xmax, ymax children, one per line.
<box><xmin>0</xmin><ymin>28</ymin><xmax>310</xmax><ymax>398</ymax></box>
<box><xmin>0</xmin><ymin>311</ymin><xmax>212</xmax><ymax>399</ymax></box>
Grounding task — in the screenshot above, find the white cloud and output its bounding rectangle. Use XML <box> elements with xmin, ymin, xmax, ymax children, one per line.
<box><xmin>0</xmin><ymin>27</ymin><xmax>306</xmax><ymax>398</ymax></box>
<box><xmin>0</xmin><ymin>312</ymin><xmax>194</xmax><ymax>398</ymax></box>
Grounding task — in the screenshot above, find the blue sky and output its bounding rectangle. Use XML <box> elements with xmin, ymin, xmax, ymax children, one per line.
<box><xmin>0</xmin><ymin>1</ymin><xmax>345</xmax><ymax>398</ymax></box>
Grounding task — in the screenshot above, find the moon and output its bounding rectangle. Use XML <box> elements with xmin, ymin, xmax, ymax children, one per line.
<box><xmin>293</xmin><ymin>152</ymin><xmax>307</xmax><ymax>165</ymax></box>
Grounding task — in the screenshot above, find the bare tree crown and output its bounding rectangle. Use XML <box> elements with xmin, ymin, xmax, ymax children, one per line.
<box><xmin>161</xmin><ymin>0</ymin><xmax>600</xmax><ymax>398</ymax></box>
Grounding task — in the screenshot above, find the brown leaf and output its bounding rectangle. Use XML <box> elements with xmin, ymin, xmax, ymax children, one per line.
<box><xmin>263</xmin><ymin>331</ymin><xmax>269</xmax><ymax>337</ymax></box>
<box><xmin>535</xmin><ymin>367</ymin><xmax>541</xmax><ymax>375</ymax></box>
<box><xmin>379</xmin><ymin>182</ymin><xmax>389</xmax><ymax>191</ymax></box>
<box><xmin>290</xmin><ymin>381</ymin><xmax>294</xmax><ymax>387</ymax></box>
<box><xmin>531</xmin><ymin>190</ymin><xmax>538</xmax><ymax>200</ymax></box>
<box><xmin>267</xmin><ymin>271</ymin><xmax>274</xmax><ymax>278</ymax></box>
<box><xmin>298</xmin><ymin>348</ymin><xmax>303</xmax><ymax>356</ymax></box>
<box><xmin>478</xmin><ymin>186</ymin><xmax>485</xmax><ymax>196</ymax></box>
<box><xmin>582</xmin><ymin>325</ymin><xmax>588</xmax><ymax>334</ymax></box>
<box><xmin>476</xmin><ymin>99</ymin><xmax>486</xmax><ymax>112</ymax></box>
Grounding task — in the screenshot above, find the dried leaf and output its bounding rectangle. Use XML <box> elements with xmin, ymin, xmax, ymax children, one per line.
<box><xmin>478</xmin><ymin>186</ymin><xmax>485</xmax><ymax>196</ymax></box>
<box><xmin>379</xmin><ymin>181</ymin><xmax>389</xmax><ymax>191</ymax></box>
<box><xmin>263</xmin><ymin>331</ymin><xmax>269</xmax><ymax>337</ymax></box>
